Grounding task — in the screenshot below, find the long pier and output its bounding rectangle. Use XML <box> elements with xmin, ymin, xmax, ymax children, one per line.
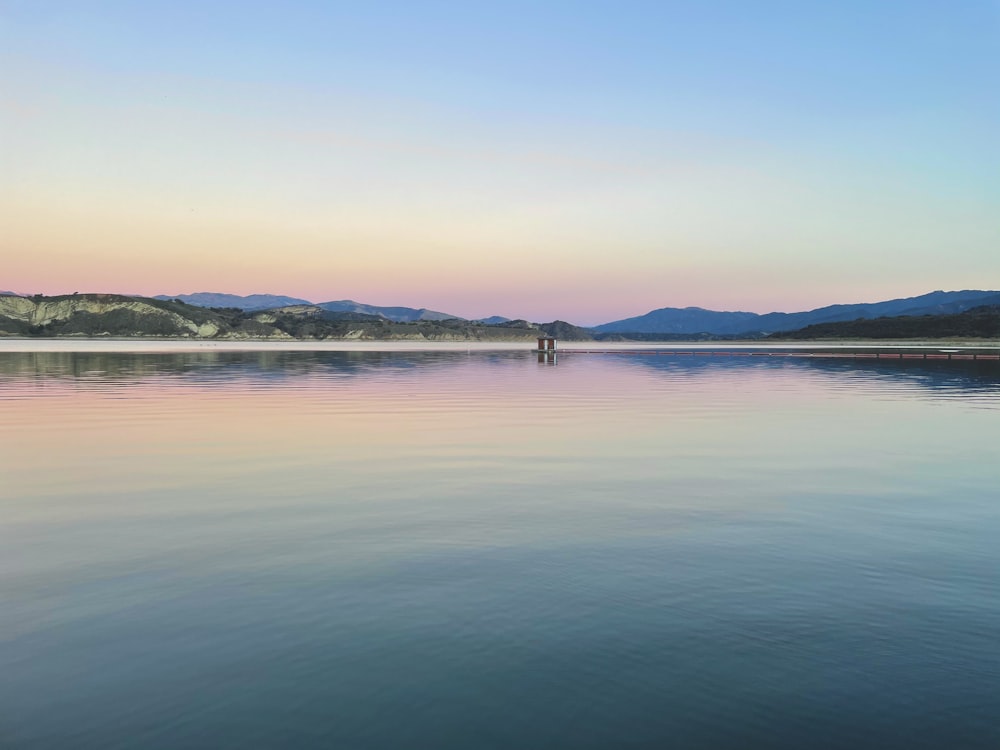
<box><xmin>552</xmin><ymin>350</ymin><xmax>1000</xmax><ymax>360</ymax></box>
<box><xmin>533</xmin><ymin>337</ymin><xmax>1000</xmax><ymax>361</ymax></box>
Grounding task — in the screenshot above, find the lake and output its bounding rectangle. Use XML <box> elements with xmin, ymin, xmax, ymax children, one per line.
<box><xmin>2</xmin><ymin>345</ymin><xmax>999</xmax><ymax>749</ymax></box>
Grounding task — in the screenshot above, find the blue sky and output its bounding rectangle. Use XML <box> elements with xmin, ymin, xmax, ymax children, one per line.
<box><xmin>2</xmin><ymin>1</ymin><xmax>998</xmax><ymax>323</ymax></box>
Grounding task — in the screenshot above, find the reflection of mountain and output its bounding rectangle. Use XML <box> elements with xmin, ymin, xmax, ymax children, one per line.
<box><xmin>0</xmin><ymin>350</ymin><xmax>519</xmax><ymax>386</ymax></box>
<box><xmin>3</xmin><ymin>350</ymin><xmax>999</xmax><ymax>401</ymax></box>
<box><xmin>608</xmin><ymin>351</ymin><xmax>1000</xmax><ymax>398</ymax></box>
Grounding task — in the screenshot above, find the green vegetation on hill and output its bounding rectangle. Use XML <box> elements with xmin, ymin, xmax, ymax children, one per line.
<box><xmin>771</xmin><ymin>306</ymin><xmax>1000</xmax><ymax>340</ymax></box>
<box><xmin>592</xmin><ymin>331</ymin><xmax>763</xmax><ymax>342</ymax></box>
<box><xmin>0</xmin><ymin>294</ymin><xmax>593</xmax><ymax>341</ymax></box>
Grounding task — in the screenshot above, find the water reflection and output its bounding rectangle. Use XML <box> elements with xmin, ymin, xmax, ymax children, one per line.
<box><xmin>2</xmin><ymin>349</ymin><xmax>998</xmax><ymax>401</ymax></box>
<box><xmin>603</xmin><ymin>352</ymin><xmax>1000</xmax><ymax>400</ymax></box>
<box><xmin>2</xmin><ymin>348</ymin><xmax>1000</xmax><ymax>749</ymax></box>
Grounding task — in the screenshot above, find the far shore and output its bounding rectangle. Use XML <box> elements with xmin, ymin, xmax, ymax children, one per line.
<box><xmin>1</xmin><ymin>338</ymin><xmax>998</xmax><ymax>354</ymax></box>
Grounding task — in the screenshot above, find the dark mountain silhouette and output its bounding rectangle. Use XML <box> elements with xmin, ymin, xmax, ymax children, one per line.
<box><xmin>771</xmin><ymin>305</ymin><xmax>1000</xmax><ymax>340</ymax></box>
<box><xmin>592</xmin><ymin>290</ymin><xmax>1000</xmax><ymax>335</ymax></box>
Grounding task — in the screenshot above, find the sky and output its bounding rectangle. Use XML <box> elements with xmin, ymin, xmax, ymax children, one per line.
<box><xmin>2</xmin><ymin>1</ymin><xmax>998</xmax><ymax>325</ymax></box>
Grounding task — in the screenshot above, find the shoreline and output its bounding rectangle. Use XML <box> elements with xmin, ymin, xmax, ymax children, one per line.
<box><xmin>1</xmin><ymin>338</ymin><xmax>998</xmax><ymax>354</ymax></box>
<box><xmin>0</xmin><ymin>339</ymin><xmax>537</xmax><ymax>353</ymax></box>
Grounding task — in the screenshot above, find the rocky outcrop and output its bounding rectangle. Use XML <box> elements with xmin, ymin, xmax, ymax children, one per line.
<box><xmin>0</xmin><ymin>294</ymin><xmax>205</xmax><ymax>333</ymax></box>
<box><xmin>269</xmin><ymin>305</ymin><xmax>324</xmax><ymax>316</ymax></box>
<box><xmin>0</xmin><ymin>293</ymin><xmax>592</xmax><ymax>341</ymax></box>
<box><xmin>0</xmin><ymin>294</ymin><xmax>213</xmax><ymax>337</ymax></box>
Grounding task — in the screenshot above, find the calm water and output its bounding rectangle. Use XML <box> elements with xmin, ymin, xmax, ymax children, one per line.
<box><xmin>2</xmin><ymin>348</ymin><xmax>999</xmax><ymax>749</ymax></box>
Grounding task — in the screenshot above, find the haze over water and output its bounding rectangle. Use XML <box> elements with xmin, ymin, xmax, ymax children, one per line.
<box><xmin>2</xmin><ymin>348</ymin><xmax>999</xmax><ymax>749</ymax></box>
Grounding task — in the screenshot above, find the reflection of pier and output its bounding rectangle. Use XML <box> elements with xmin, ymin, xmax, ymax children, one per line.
<box><xmin>534</xmin><ymin>339</ymin><xmax>1000</xmax><ymax>364</ymax></box>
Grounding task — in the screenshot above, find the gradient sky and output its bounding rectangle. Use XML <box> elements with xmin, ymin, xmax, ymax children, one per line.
<box><xmin>2</xmin><ymin>1</ymin><xmax>998</xmax><ymax>324</ymax></box>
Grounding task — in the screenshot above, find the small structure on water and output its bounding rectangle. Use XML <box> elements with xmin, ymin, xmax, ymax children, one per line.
<box><xmin>536</xmin><ymin>337</ymin><xmax>557</xmax><ymax>365</ymax></box>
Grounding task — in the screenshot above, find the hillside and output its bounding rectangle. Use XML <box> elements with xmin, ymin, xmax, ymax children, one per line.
<box><xmin>155</xmin><ymin>292</ymin><xmax>464</xmax><ymax>321</ymax></box>
<box><xmin>315</xmin><ymin>300</ymin><xmax>458</xmax><ymax>322</ymax></box>
<box><xmin>0</xmin><ymin>294</ymin><xmax>234</xmax><ymax>337</ymax></box>
<box><xmin>0</xmin><ymin>294</ymin><xmax>590</xmax><ymax>341</ymax></box>
<box><xmin>771</xmin><ymin>306</ymin><xmax>1000</xmax><ymax>340</ymax></box>
<box><xmin>593</xmin><ymin>290</ymin><xmax>1000</xmax><ymax>335</ymax></box>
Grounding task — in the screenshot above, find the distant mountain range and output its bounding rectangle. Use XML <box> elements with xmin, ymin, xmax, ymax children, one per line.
<box><xmin>5</xmin><ymin>289</ymin><xmax>999</xmax><ymax>336</ymax></box>
<box><xmin>154</xmin><ymin>292</ymin><xmax>509</xmax><ymax>324</ymax></box>
<box><xmin>771</xmin><ymin>304</ymin><xmax>1000</xmax><ymax>340</ymax></box>
<box><xmin>0</xmin><ymin>294</ymin><xmax>585</xmax><ymax>341</ymax></box>
<box><xmin>592</xmin><ymin>290</ymin><xmax>1000</xmax><ymax>335</ymax></box>
<box><xmin>157</xmin><ymin>289</ymin><xmax>1000</xmax><ymax>333</ymax></box>
<box><xmin>155</xmin><ymin>293</ymin><xmax>312</xmax><ymax>310</ymax></box>
<box><xmin>314</xmin><ymin>300</ymin><xmax>456</xmax><ymax>322</ymax></box>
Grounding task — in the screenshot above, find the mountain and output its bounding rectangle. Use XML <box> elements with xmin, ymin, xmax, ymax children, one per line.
<box><xmin>772</xmin><ymin>305</ymin><xmax>1000</xmax><ymax>340</ymax></box>
<box><xmin>157</xmin><ymin>292</ymin><xmax>465</xmax><ymax>322</ymax></box>
<box><xmin>1</xmin><ymin>291</ymin><xmax>22</xmax><ymax>296</ymax></box>
<box><xmin>593</xmin><ymin>290</ymin><xmax>1000</xmax><ymax>336</ymax></box>
<box><xmin>1</xmin><ymin>294</ymin><xmax>242</xmax><ymax>337</ymax></box>
<box><xmin>11</xmin><ymin>289</ymin><xmax>998</xmax><ymax>339</ymax></box>
<box><xmin>0</xmin><ymin>294</ymin><xmax>569</xmax><ymax>341</ymax></box>
<box><xmin>534</xmin><ymin>320</ymin><xmax>593</xmax><ymax>340</ymax></box>
<box><xmin>154</xmin><ymin>293</ymin><xmax>313</xmax><ymax>310</ymax></box>
<box><xmin>594</xmin><ymin>307</ymin><xmax>761</xmax><ymax>335</ymax></box>
<box><xmin>316</xmin><ymin>300</ymin><xmax>460</xmax><ymax>322</ymax></box>
<box><xmin>487</xmin><ymin>319</ymin><xmax>593</xmax><ymax>341</ymax></box>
